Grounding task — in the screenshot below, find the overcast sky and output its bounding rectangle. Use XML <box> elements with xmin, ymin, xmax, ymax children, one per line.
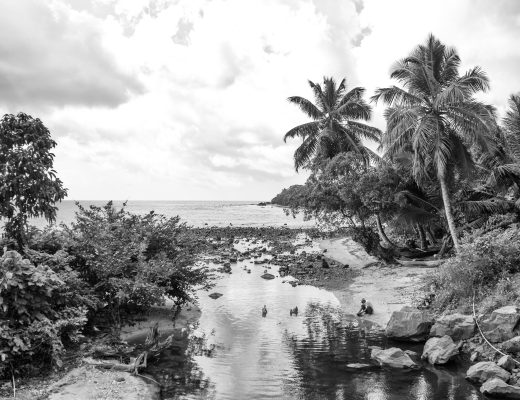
<box><xmin>1</xmin><ymin>0</ymin><xmax>519</xmax><ymax>200</ymax></box>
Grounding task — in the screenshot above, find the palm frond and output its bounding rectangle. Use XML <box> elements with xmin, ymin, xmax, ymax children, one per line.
<box><xmin>283</xmin><ymin>121</ymin><xmax>320</xmax><ymax>142</ymax></box>
<box><xmin>287</xmin><ymin>96</ymin><xmax>323</xmax><ymax>120</ymax></box>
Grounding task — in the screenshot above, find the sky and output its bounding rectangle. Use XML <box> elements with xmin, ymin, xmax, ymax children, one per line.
<box><xmin>0</xmin><ymin>0</ymin><xmax>519</xmax><ymax>201</ymax></box>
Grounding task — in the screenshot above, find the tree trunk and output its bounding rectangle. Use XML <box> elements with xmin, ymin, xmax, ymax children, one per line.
<box><xmin>438</xmin><ymin>174</ymin><xmax>461</xmax><ymax>254</ymax></box>
<box><xmin>376</xmin><ymin>214</ymin><xmax>397</xmax><ymax>248</ymax></box>
<box><xmin>417</xmin><ymin>224</ymin><xmax>427</xmax><ymax>250</ymax></box>
<box><xmin>426</xmin><ymin>228</ymin><xmax>437</xmax><ymax>245</ymax></box>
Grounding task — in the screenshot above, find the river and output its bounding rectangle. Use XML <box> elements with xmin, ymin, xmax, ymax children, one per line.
<box><xmin>143</xmin><ymin>237</ymin><xmax>483</xmax><ymax>400</ymax></box>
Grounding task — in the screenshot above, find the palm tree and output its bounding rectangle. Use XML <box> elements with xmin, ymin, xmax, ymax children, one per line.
<box><xmin>372</xmin><ymin>35</ymin><xmax>498</xmax><ymax>254</ymax></box>
<box><xmin>284</xmin><ymin>77</ymin><xmax>380</xmax><ymax>171</ymax></box>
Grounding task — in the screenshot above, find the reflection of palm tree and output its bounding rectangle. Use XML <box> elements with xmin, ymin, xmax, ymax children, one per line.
<box><xmin>284</xmin><ymin>77</ymin><xmax>380</xmax><ymax>170</ymax></box>
<box><xmin>373</xmin><ymin>35</ymin><xmax>497</xmax><ymax>253</ymax></box>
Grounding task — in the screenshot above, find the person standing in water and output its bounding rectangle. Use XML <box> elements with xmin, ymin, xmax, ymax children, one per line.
<box><xmin>357</xmin><ymin>299</ymin><xmax>373</xmax><ymax>316</ymax></box>
<box><xmin>262</xmin><ymin>305</ymin><xmax>267</xmax><ymax>317</ymax></box>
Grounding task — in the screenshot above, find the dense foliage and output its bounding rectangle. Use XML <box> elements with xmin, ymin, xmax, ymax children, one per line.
<box><xmin>0</xmin><ymin>113</ymin><xmax>67</xmax><ymax>248</ymax></box>
<box><xmin>0</xmin><ymin>202</ymin><xmax>213</xmax><ymax>378</ymax></box>
<box><xmin>430</xmin><ymin>223</ymin><xmax>520</xmax><ymax>313</ymax></box>
<box><xmin>0</xmin><ymin>251</ymin><xmax>89</xmax><ymax>377</ymax></box>
<box><xmin>278</xmin><ymin>35</ymin><xmax>520</xmax><ymax>260</ymax></box>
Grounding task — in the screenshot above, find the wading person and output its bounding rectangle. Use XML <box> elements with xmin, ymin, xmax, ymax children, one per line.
<box><xmin>357</xmin><ymin>298</ymin><xmax>373</xmax><ymax>317</ymax></box>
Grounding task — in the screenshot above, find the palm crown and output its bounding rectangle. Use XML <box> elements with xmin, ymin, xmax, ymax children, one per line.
<box><xmin>284</xmin><ymin>77</ymin><xmax>380</xmax><ymax>170</ymax></box>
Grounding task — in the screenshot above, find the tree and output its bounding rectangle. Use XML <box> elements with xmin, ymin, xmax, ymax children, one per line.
<box><xmin>372</xmin><ymin>35</ymin><xmax>498</xmax><ymax>254</ymax></box>
<box><xmin>284</xmin><ymin>77</ymin><xmax>381</xmax><ymax>170</ymax></box>
<box><xmin>0</xmin><ymin>113</ymin><xmax>67</xmax><ymax>248</ymax></box>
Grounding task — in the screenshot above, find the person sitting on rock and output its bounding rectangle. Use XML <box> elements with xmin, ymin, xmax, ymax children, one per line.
<box><xmin>262</xmin><ymin>305</ymin><xmax>268</xmax><ymax>317</ymax></box>
<box><xmin>357</xmin><ymin>299</ymin><xmax>373</xmax><ymax>316</ymax></box>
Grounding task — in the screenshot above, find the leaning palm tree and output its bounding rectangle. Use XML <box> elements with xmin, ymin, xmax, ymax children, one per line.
<box><xmin>372</xmin><ymin>35</ymin><xmax>498</xmax><ymax>254</ymax></box>
<box><xmin>284</xmin><ymin>77</ymin><xmax>380</xmax><ymax>171</ymax></box>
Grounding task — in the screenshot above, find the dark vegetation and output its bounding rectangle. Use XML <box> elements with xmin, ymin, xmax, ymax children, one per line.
<box><xmin>0</xmin><ymin>114</ymin><xmax>213</xmax><ymax>379</ymax></box>
<box><xmin>276</xmin><ymin>34</ymin><xmax>520</xmax><ymax>310</ymax></box>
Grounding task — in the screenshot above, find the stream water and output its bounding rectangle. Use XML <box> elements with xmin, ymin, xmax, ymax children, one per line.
<box><xmin>150</xmin><ymin>239</ymin><xmax>483</xmax><ymax>400</ymax></box>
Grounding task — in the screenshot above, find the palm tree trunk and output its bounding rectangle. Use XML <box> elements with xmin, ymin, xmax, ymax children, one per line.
<box><xmin>376</xmin><ymin>214</ymin><xmax>397</xmax><ymax>248</ymax></box>
<box><xmin>438</xmin><ymin>174</ymin><xmax>461</xmax><ymax>254</ymax></box>
<box><xmin>417</xmin><ymin>224</ymin><xmax>427</xmax><ymax>250</ymax></box>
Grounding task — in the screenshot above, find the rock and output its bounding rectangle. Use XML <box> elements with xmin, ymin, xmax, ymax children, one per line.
<box><xmin>208</xmin><ymin>292</ymin><xmax>223</xmax><ymax>299</ymax></box>
<box><xmin>430</xmin><ymin>313</ymin><xmax>475</xmax><ymax>341</ymax></box>
<box><xmin>385</xmin><ymin>306</ymin><xmax>434</xmax><ymax>342</ymax></box>
<box><xmin>261</xmin><ymin>273</ymin><xmax>275</xmax><ymax>280</ymax></box>
<box><xmin>470</xmin><ymin>351</ymin><xmax>480</xmax><ymax>363</ymax></box>
<box><xmin>466</xmin><ymin>361</ymin><xmax>511</xmax><ymax>383</ymax></box>
<box><xmin>502</xmin><ymin>336</ymin><xmax>520</xmax><ymax>353</ymax></box>
<box><xmin>498</xmin><ymin>355</ymin><xmax>517</xmax><ymax>372</ymax></box>
<box><xmin>370</xmin><ymin>347</ymin><xmax>419</xmax><ymax>369</ymax></box>
<box><xmin>480</xmin><ymin>378</ymin><xmax>520</xmax><ymax>399</ymax></box>
<box><xmin>346</xmin><ymin>363</ymin><xmax>376</xmax><ymax>370</ymax></box>
<box><xmin>480</xmin><ymin>306</ymin><xmax>520</xmax><ymax>343</ymax></box>
<box><xmin>422</xmin><ymin>335</ymin><xmax>459</xmax><ymax>364</ymax></box>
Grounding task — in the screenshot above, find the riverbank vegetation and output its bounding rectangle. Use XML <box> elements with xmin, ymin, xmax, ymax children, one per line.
<box><xmin>274</xmin><ymin>34</ymin><xmax>520</xmax><ymax>313</ymax></box>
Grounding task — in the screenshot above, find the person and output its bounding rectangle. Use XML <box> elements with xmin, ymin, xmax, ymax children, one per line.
<box><xmin>357</xmin><ymin>298</ymin><xmax>373</xmax><ymax>316</ymax></box>
<box><xmin>262</xmin><ymin>305</ymin><xmax>268</xmax><ymax>317</ymax></box>
<box><xmin>290</xmin><ymin>306</ymin><xmax>299</xmax><ymax>316</ymax></box>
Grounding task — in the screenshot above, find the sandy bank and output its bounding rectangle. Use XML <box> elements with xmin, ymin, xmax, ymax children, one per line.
<box><xmin>319</xmin><ymin>237</ymin><xmax>433</xmax><ymax>327</ymax></box>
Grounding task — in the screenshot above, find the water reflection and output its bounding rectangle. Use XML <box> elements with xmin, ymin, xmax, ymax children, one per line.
<box><xmin>151</xmin><ymin>255</ymin><xmax>482</xmax><ymax>400</ymax></box>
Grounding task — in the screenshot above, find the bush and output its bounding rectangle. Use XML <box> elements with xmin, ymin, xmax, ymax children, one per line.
<box><xmin>60</xmin><ymin>202</ymin><xmax>212</xmax><ymax>327</ymax></box>
<box><xmin>430</xmin><ymin>225</ymin><xmax>520</xmax><ymax>313</ymax></box>
<box><xmin>0</xmin><ymin>251</ymin><xmax>87</xmax><ymax>377</ymax></box>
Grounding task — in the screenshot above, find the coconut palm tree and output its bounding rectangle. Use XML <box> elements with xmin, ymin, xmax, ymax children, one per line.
<box><xmin>284</xmin><ymin>77</ymin><xmax>380</xmax><ymax>171</ymax></box>
<box><xmin>372</xmin><ymin>35</ymin><xmax>498</xmax><ymax>254</ymax></box>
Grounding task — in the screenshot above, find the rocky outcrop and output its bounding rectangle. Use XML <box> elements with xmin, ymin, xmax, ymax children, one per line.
<box><xmin>480</xmin><ymin>378</ymin><xmax>520</xmax><ymax>399</ymax></box>
<box><xmin>430</xmin><ymin>313</ymin><xmax>475</xmax><ymax>341</ymax></box>
<box><xmin>502</xmin><ymin>336</ymin><xmax>520</xmax><ymax>353</ymax></box>
<box><xmin>385</xmin><ymin>307</ymin><xmax>434</xmax><ymax>342</ymax></box>
<box><xmin>422</xmin><ymin>335</ymin><xmax>459</xmax><ymax>364</ymax></box>
<box><xmin>466</xmin><ymin>361</ymin><xmax>511</xmax><ymax>384</ymax></box>
<box><xmin>370</xmin><ymin>347</ymin><xmax>418</xmax><ymax>369</ymax></box>
<box><xmin>480</xmin><ymin>306</ymin><xmax>520</xmax><ymax>343</ymax></box>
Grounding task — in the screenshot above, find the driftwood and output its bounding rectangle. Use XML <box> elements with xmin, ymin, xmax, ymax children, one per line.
<box><xmin>395</xmin><ymin>258</ymin><xmax>442</xmax><ymax>268</ymax></box>
<box><xmin>83</xmin><ymin>353</ymin><xmax>147</xmax><ymax>373</ymax></box>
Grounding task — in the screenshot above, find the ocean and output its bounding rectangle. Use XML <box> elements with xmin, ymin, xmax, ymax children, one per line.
<box><xmin>27</xmin><ymin>200</ymin><xmax>315</xmax><ymax>229</ymax></box>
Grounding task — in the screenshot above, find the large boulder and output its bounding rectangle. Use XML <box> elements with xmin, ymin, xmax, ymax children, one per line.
<box><xmin>430</xmin><ymin>313</ymin><xmax>475</xmax><ymax>341</ymax></box>
<box><xmin>502</xmin><ymin>336</ymin><xmax>520</xmax><ymax>353</ymax></box>
<box><xmin>385</xmin><ymin>307</ymin><xmax>434</xmax><ymax>342</ymax></box>
<box><xmin>422</xmin><ymin>335</ymin><xmax>459</xmax><ymax>364</ymax></box>
<box><xmin>371</xmin><ymin>347</ymin><xmax>418</xmax><ymax>369</ymax></box>
<box><xmin>466</xmin><ymin>361</ymin><xmax>511</xmax><ymax>384</ymax></box>
<box><xmin>480</xmin><ymin>306</ymin><xmax>520</xmax><ymax>343</ymax></box>
<box><xmin>480</xmin><ymin>378</ymin><xmax>520</xmax><ymax>399</ymax></box>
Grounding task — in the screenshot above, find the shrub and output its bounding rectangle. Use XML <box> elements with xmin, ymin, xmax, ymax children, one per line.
<box><xmin>0</xmin><ymin>251</ymin><xmax>87</xmax><ymax>377</ymax></box>
<box><xmin>61</xmin><ymin>202</ymin><xmax>212</xmax><ymax>327</ymax></box>
<box><xmin>429</xmin><ymin>225</ymin><xmax>520</xmax><ymax>313</ymax></box>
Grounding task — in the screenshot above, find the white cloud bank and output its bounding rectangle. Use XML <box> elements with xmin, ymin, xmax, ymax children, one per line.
<box><xmin>0</xmin><ymin>0</ymin><xmax>519</xmax><ymax>200</ymax></box>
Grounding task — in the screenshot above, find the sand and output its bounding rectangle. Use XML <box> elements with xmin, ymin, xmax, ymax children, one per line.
<box><xmin>319</xmin><ymin>237</ymin><xmax>434</xmax><ymax>327</ymax></box>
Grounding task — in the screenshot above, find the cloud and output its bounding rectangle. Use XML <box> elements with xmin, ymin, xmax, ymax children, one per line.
<box><xmin>0</xmin><ymin>0</ymin><xmax>143</xmax><ymax>110</ymax></box>
<box><xmin>0</xmin><ymin>0</ymin><xmax>518</xmax><ymax>201</ymax></box>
